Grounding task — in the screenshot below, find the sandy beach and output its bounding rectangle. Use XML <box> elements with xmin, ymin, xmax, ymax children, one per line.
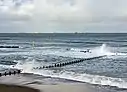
<box><xmin>0</xmin><ymin>83</ymin><xmax>97</xmax><ymax>92</ymax></box>
<box><xmin>0</xmin><ymin>74</ymin><xmax>101</xmax><ymax>92</ymax></box>
<box><xmin>0</xmin><ymin>84</ymin><xmax>40</xmax><ymax>92</ymax></box>
<box><xmin>0</xmin><ymin>74</ymin><xmax>126</xmax><ymax>92</ymax></box>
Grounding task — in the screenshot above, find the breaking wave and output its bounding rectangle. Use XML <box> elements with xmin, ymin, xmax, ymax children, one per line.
<box><xmin>1</xmin><ymin>44</ymin><xmax>127</xmax><ymax>89</ymax></box>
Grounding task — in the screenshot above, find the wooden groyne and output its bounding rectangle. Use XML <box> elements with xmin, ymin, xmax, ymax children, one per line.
<box><xmin>0</xmin><ymin>56</ymin><xmax>106</xmax><ymax>77</ymax></box>
<box><xmin>0</xmin><ymin>69</ymin><xmax>21</xmax><ymax>77</ymax></box>
<box><xmin>0</xmin><ymin>46</ymin><xmax>19</xmax><ymax>48</ymax></box>
<box><xmin>34</xmin><ymin>55</ymin><xmax>106</xmax><ymax>69</ymax></box>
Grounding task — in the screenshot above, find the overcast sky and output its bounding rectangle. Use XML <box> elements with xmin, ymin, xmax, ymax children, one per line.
<box><xmin>0</xmin><ymin>0</ymin><xmax>127</xmax><ymax>33</ymax></box>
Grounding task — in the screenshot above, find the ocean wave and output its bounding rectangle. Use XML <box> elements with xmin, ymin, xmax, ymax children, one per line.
<box><xmin>48</xmin><ymin>71</ymin><xmax>127</xmax><ymax>89</ymax></box>
<box><xmin>65</xmin><ymin>41</ymin><xmax>102</xmax><ymax>44</ymax></box>
<box><xmin>2</xmin><ymin>43</ymin><xmax>127</xmax><ymax>89</ymax></box>
<box><xmin>12</xmin><ymin>56</ymin><xmax>127</xmax><ymax>89</ymax></box>
<box><xmin>20</xmin><ymin>68</ymin><xmax>127</xmax><ymax>89</ymax></box>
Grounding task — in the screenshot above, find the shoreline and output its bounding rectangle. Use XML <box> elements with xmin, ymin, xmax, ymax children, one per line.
<box><xmin>0</xmin><ymin>74</ymin><xmax>97</xmax><ymax>92</ymax></box>
<box><xmin>0</xmin><ymin>74</ymin><xmax>127</xmax><ymax>92</ymax></box>
<box><xmin>0</xmin><ymin>83</ymin><xmax>97</xmax><ymax>92</ymax></box>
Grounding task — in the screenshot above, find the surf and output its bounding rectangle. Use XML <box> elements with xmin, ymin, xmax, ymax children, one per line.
<box><xmin>1</xmin><ymin>44</ymin><xmax>127</xmax><ymax>89</ymax></box>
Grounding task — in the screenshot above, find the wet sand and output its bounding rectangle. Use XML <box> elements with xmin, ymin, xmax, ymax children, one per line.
<box><xmin>0</xmin><ymin>83</ymin><xmax>96</xmax><ymax>92</ymax></box>
<box><xmin>0</xmin><ymin>74</ymin><xmax>118</xmax><ymax>92</ymax></box>
<box><xmin>30</xmin><ymin>83</ymin><xmax>97</xmax><ymax>92</ymax></box>
<box><xmin>0</xmin><ymin>84</ymin><xmax>40</xmax><ymax>92</ymax></box>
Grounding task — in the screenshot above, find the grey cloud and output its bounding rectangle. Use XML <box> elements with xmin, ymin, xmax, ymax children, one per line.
<box><xmin>0</xmin><ymin>0</ymin><xmax>127</xmax><ymax>33</ymax></box>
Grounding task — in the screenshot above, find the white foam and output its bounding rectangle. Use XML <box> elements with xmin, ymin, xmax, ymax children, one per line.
<box><xmin>8</xmin><ymin>44</ymin><xmax>127</xmax><ymax>89</ymax></box>
<box><xmin>0</xmin><ymin>43</ymin><xmax>126</xmax><ymax>59</ymax></box>
<box><xmin>49</xmin><ymin>44</ymin><xmax>112</xmax><ymax>58</ymax></box>
<box><xmin>17</xmin><ymin>64</ymin><xmax>127</xmax><ymax>89</ymax></box>
<box><xmin>47</xmin><ymin>71</ymin><xmax>127</xmax><ymax>89</ymax></box>
<box><xmin>12</xmin><ymin>57</ymin><xmax>127</xmax><ymax>89</ymax></box>
<box><xmin>0</xmin><ymin>64</ymin><xmax>14</xmax><ymax>69</ymax></box>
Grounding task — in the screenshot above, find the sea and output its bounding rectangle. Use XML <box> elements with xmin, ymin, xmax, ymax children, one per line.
<box><xmin>0</xmin><ymin>33</ymin><xmax>127</xmax><ymax>92</ymax></box>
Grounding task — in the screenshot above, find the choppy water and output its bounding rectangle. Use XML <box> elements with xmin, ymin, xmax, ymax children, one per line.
<box><xmin>0</xmin><ymin>33</ymin><xmax>127</xmax><ymax>91</ymax></box>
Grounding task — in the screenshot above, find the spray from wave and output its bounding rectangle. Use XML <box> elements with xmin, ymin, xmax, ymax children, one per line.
<box><xmin>59</xmin><ymin>44</ymin><xmax>112</xmax><ymax>58</ymax></box>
